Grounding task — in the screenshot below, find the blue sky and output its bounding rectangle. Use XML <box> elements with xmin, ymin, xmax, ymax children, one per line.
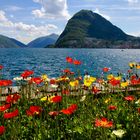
<box><xmin>0</xmin><ymin>0</ymin><xmax>140</xmax><ymax>44</ymax></box>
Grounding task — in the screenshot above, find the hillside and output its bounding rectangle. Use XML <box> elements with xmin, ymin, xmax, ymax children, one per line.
<box><xmin>10</xmin><ymin>38</ymin><xmax>27</xmax><ymax>48</ymax></box>
<box><xmin>28</xmin><ymin>34</ymin><xmax>59</xmax><ymax>48</ymax></box>
<box><xmin>55</xmin><ymin>10</ymin><xmax>140</xmax><ymax>48</ymax></box>
<box><xmin>0</xmin><ymin>35</ymin><xmax>27</xmax><ymax>48</ymax></box>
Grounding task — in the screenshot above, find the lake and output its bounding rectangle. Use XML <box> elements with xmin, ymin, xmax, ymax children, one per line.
<box><xmin>0</xmin><ymin>48</ymin><xmax>140</xmax><ymax>80</ymax></box>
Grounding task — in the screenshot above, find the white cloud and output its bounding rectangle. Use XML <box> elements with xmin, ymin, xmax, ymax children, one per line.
<box><xmin>33</xmin><ymin>0</ymin><xmax>40</xmax><ymax>2</ymax></box>
<box><xmin>14</xmin><ymin>22</ymin><xmax>57</xmax><ymax>35</ymax></box>
<box><xmin>94</xmin><ymin>8</ymin><xmax>111</xmax><ymax>20</ymax></box>
<box><xmin>32</xmin><ymin>8</ymin><xmax>46</xmax><ymax>18</ymax></box>
<box><xmin>0</xmin><ymin>10</ymin><xmax>14</xmax><ymax>26</ymax></box>
<box><xmin>32</xmin><ymin>0</ymin><xmax>70</xmax><ymax>20</ymax></box>
<box><xmin>126</xmin><ymin>0</ymin><xmax>139</xmax><ymax>5</ymax></box>
<box><xmin>127</xmin><ymin>0</ymin><xmax>138</xmax><ymax>4</ymax></box>
<box><xmin>0</xmin><ymin>10</ymin><xmax>58</xmax><ymax>43</ymax></box>
<box><xmin>0</xmin><ymin>10</ymin><xmax>8</xmax><ymax>22</ymax></box>
<box><xmin>128</xmin><ymin>31</ymin><xmax>140</xmax><ymax>37</ymax></box>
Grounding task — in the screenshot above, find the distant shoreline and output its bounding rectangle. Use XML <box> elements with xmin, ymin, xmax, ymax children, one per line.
<box><xmin>0</xmin><ymin>47</ymin><xmax>140</xmax><ymax>49</ymax></box>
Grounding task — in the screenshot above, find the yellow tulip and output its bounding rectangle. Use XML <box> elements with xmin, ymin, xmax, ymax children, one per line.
<box><xmin>104</xmin><ymin>98</ymin><xmax>111</xmax><ymax>104</ymax></box>
<box><xmin>57</xmin><ymin>77</ymin><xmax>69</xmax><ymax>82</ymax></box>
<box><xmin>41</xmin><ymin>74</ymin><xmax>48</xmax><ymax>81</ymax></box>
<box><xmin>40</xmin><ymin>96</ymin><xmax>48</xmax><ymax>101</ymax></box>
<box><xmin>114</xmin><ymin>76</ymin><xmax>121</xmax><ymax>80</ymax></box>
<box><xmin>89</xmin><ymin>77</ymin><xmax>96</xmax><ymax>82</ymax></box>
<box><xmin>107</xmin><ymin>74</ymin><xmax>114</xmax><ymax>80</ymax></box>
<box><xmin>121</xmin><ymin>81</ymin><xmax>129</xmax><ymax>88</ymax></box>
<box><xmin>40</xmin><ymin>95</ymin><xmax>55</xmax><ymax>102</ymax></box>
<box><xmin>84</xmin><ymin>79</ymin><xmax>92</xmax><ymax>87</ymax></box>
<box><xmin>83</xmin><ymin>76</ymin><xmax>96</xmax><ymax>87</ymax></box>
<box><xmin>69</xmin><ymin>80</ymin><xmax>79</xmax><ymax>87</ymax></box>
<box><xmin>129</xmin><ymin>62</ymin><xmax>136</xmax><ymax>68</ymax></box>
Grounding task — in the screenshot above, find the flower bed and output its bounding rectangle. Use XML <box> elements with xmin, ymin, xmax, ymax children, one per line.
<box><xmin>0</xmin><ymin>60</ymin><xmax>140</xmax><ymax>139</ymax></box>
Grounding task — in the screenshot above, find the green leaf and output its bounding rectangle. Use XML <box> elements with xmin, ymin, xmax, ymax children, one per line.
<box><xmin>74</xmin><ymin>126</ymin><xmax>83</xmax><ymax>134</ymax></box>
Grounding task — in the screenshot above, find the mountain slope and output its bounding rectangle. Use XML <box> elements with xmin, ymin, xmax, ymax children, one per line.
<box><xmin>0</xmin><ymin>35</ymin><xmax>27</xmax><ymax>48</ymax></box>
<box><xmin>28</xmin><ymin>34</ymin><xmax>59</xmax><ymax>48</ymax></box>
<box><xmin>55</xmin><ymin>10</ymin><xmax>139</xmax><ymax>48</ymax></box>
<box><xmin>10</xmin><ymin>38</ymin><xmax>27</xmax><ymax>48</ymax></box>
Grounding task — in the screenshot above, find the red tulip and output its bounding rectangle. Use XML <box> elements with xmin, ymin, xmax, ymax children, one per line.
<box><xmin>63</xmin><ymin>69</ymin><xmax>71</xmax><ymax>73</ymax></box>
<box><xmin>26</xmin><ymin>106</ymin><xmax>42</xmax><ymax>116</ymax></box>
<box><xmin>109</xmin><ymin>78</ymin><xmax>120</xmax><ymax>86</ymax></box>
<box><xmin>73</xmin><ymin>60</ymin><xmax>81</xmax><ymax>65</ymax></box>
<box><xmin>60</xmin><ymin>109</ymin><xmax>72</xmax><ymax>115</ymax></box>
<box><xmin>0</xmin><ymin>65</ymin><xmax>3</xmax><ymax>70</ymax></box>
<box><xmin>0</xmin><ymin>104</ymin><xmax>11</xmax><ymax>112</ymax></box>
<box><xmin>131</xmin><ymin>75</ymin><xmax>137</xmax><ymax>80</ymax></box>
<box><xmin>130</xmin><ymin>79</ymin><xmax>139</xmax><ymax>85</ymax></box>
<box><xmin>0</xmin><ymin>126</ymin><xmax>5</xmax><ymax>135</ymax></box>
<box><xmin>66</xmin><ymin>57</ymin><xmax>73</xmax><ymax>63</ymax></box>
<box><xmin>21</xmin><ymin>70</ymin><xmax>34</xmax><ymax>79</ymax></box>
<box><xmin>61</xmin><ymin>104</ymin><xmax>77</xmax><ymax>115</ymax></box>
<box><xmin>6</xmin><ymin>94</ymin><xmax>20</xmax><ymax>104</ymax></box>
<box><xmin>4</xmin><ymin>109</ymin><xmax>19</xmax><ymax>119</ymax></box>
<box><xmin>0</xmin><ymin>80</ymin><xmax>12</xmax><ymax>86</ymax></box>
<box><xmin>92</xmin><ymin>86</ymin><xmax>100</xmax><ymax>94</ymax></box>
<box><xmin>50</xmin><ymin>79</ymin><xmax>56</xmax><ymax>84</ymax></box>
<box><xmin>63</xmin><ymin>69</ymin><xmax>74</xmax><ymax>75</ymax></box>
<box><xmin>30</xmin><ymin>77</ymin><xmax>43</xmax><ymax>85</ymax></box>
<box><xmin>124</xmin><ymin>95</ymin><xmax>135</xmax><ymax>101</ymax></box>
<box><xmin>51</xmin><ymin>96</ymin><xmax>62</xmax><ymax>103</ymax></box>
<box><xmin>68</xmin><ymin>104</ymin><xmax>77</xmax><ymax>112</ymax></box>
<box><xmin>108</xmin><ymin>105</ymin><xmax>117</xmax><ymax>111</ymax></box>
<box><xmin>103</xmin><ymin>67</ymin><xmax>110</xmax><ymax>72</ymax></box>
<box><xmin>95</xmin><ymin>117</ymin><xmax>113</xmax><ymax>128</ymax></box>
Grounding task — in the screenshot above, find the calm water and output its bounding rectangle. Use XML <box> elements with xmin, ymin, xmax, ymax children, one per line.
<box><xmin>0</xmin><ymin>48</ymin><xmax>140</xmax><ymax>80</ymax></box>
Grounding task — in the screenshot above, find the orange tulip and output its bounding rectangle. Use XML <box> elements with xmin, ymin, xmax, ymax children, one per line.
<box><xmin>103</xmin><ymin>67</ymin><xmax>110</xmax><ymax>72</ymax></box>
<box><xmin>73</xmin><ymin>60</ymin><xmax>81</xmax><ymax>65</ymax></box>
<box><xmin>95</xmin><ymin>117</ymin><xmax>113</xmax><ymax>128</ymax></box>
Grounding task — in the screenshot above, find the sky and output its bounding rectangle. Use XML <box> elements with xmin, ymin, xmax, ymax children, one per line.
<box><xmin>0</xmin><ymin>0</ymin><xmax>140</xmax><ymax>44</ymax></box>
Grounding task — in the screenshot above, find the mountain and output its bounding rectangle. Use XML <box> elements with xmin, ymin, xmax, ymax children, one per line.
<box><xmin>55</xmin><ymin>10</ymin><xmax>140</xmax><ymax>48</ymax></box>
<box><xmin>28</xmin><ymin>34</ymin><xmax>59</xmax><ymax>48</ymax></box>
<box><xmin>10</xmin><ymin>38</ymin><xmax>27</xmax><ymax>48</ymax></box>
<box><xmin>0</xmin><ymin>35</ymin><xmax>27</xmax><ymax>48</ymax></box>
